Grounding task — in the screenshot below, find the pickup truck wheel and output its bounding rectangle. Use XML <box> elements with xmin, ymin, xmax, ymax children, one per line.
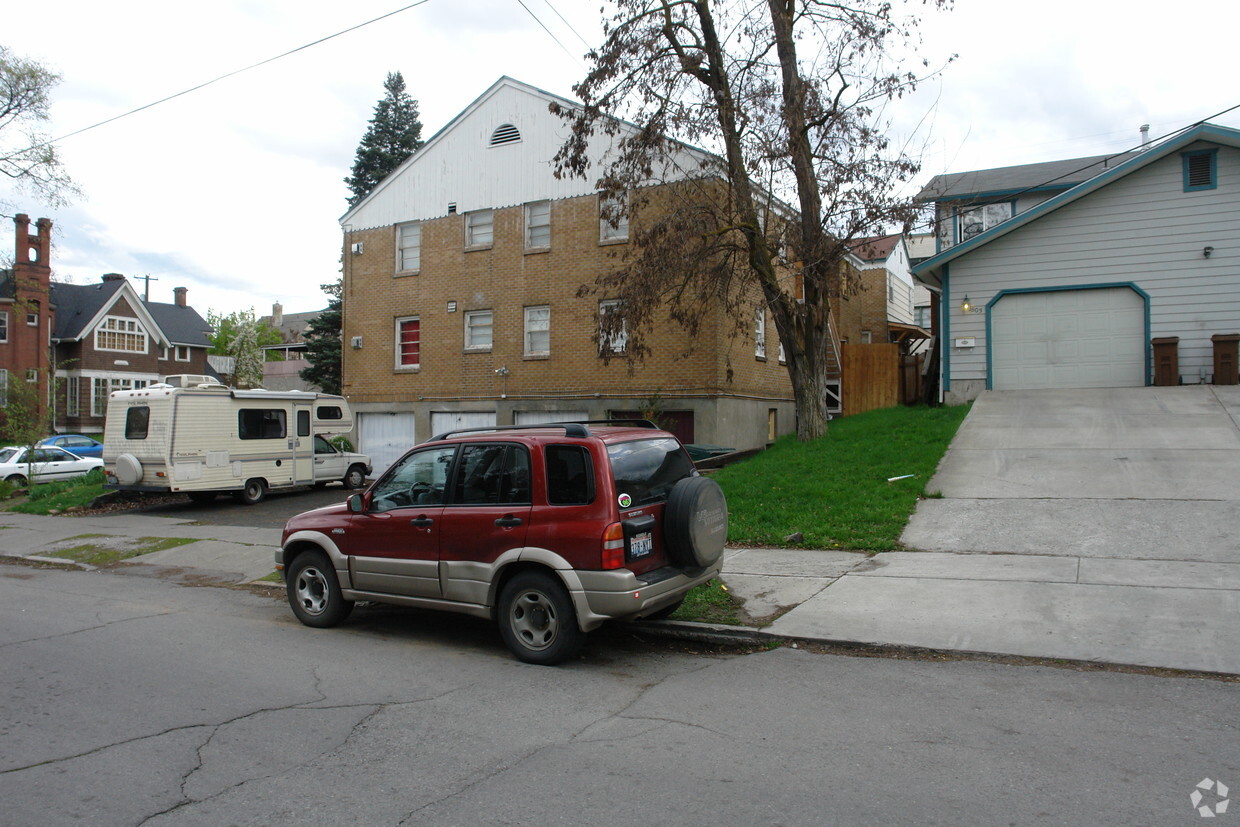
<box><xmin>287</xmin><ymin>550</ymin><xmax>353</xmax><ymax>628</ymax></box>
<box><xmin>234</xmin><ymin>478</ymin><xmax>267</xmax><ymax>505</ymax></box>
<box><xmin>498</xmin><ymin>572</ymin><xmax>584</xmax><ymax>665</ymax></box>
<box><xmin>663</xmin><ymin>476</ymin><xmax>728</xmax><ymax>568</ymax></box>
<box><xmin>342</xmin><ymin>464</ymin><xmax>367</xmax><ymax>490</ymax></box>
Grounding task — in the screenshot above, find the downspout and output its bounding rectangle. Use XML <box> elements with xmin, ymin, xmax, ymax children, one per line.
<box><xmin>941</xmin><ymin>263</ymin><xmax>950</xmax><ymax>400</ymax></box>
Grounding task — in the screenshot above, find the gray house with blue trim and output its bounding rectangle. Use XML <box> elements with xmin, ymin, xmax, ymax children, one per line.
<box><xmin>913</xmin><ymin>122</ymin><xmax>1240</xmax><ymax>403</ymax></box>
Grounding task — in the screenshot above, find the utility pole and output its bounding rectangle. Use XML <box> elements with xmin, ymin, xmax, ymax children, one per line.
<box><xmin>140</xmin><ymin>273</ymin><xmax>160</xmax><ymax>302</ymax></box>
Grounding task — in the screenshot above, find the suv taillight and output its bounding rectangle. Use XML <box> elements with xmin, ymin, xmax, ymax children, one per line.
<box><xmin>601</xmin><ymin>522</ymin><xmax>625</xmax><ymax>569</ymax></box>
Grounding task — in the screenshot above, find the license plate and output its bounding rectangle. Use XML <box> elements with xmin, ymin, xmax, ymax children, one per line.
<box><xmin>629</xmin><ymin>531</ymin><xmax>653</xmax><ymax>558</ymax></box>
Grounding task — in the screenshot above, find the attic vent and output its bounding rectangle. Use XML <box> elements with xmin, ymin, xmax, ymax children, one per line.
<box><xmin>490</xmin><ymin>123</ymin><xmax>521</xmax><ymax>146</ymax></box>
<box><xmin>1183</xmin><ymin>149</ymin><xmax>1217</xmax><ymax>191</ymax></box>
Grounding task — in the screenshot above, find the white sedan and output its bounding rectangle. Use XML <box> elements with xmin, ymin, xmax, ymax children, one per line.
<box><xmin>0</xmin><ymin>445</ymin><xmax>105</xmax><ymax>486</ymax></box>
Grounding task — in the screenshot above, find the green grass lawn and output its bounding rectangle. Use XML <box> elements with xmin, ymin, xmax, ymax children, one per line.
<box><xmin>712</xmin><ymin>403</ymin><xmax>970</xmax><ymax>551</ymax></box>
<box><xmin>4</xmin><ymin>469</ymin><xmax>107</xmax><ymax>515</ymax></box>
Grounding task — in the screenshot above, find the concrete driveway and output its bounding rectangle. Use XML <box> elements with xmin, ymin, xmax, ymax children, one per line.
<box><xmin>769</xmin><ymin>386</ymin><xmax>1240</xmax><ymax>674</ymax></box>
<box><xmin>903</xmin><ymin>386</ymin><xmax>1240</xmax><ymax>562</ymax></box>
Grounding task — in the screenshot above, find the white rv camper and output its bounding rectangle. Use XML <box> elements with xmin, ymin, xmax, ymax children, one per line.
<box><xmin>103</xmin><ymin>377</ymin><xmax>371</xmax><ymax>504</ymax></box>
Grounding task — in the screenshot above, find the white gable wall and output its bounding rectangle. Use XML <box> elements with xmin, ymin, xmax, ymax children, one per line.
<box><xmin>344</xmin><ymin>80</ymin><xmax>708</xmax><ymax>231</ymax></box>
<box><xmin>944</xmin><ymin>141</ymin><xmax>1240</xmax><ymax>399</ymax></box>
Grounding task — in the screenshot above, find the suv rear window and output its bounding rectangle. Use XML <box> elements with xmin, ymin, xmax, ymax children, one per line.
<box><xmin>606</xmin><ymin>437</ymin><xmax>694</xmax><ymax>506</ymax></box>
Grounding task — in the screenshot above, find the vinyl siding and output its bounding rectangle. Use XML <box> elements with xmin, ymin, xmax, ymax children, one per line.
<box><xmin>946</xmin><ymin>141</ymin><xmax>1240</xmax><ymax>389</ymax></box>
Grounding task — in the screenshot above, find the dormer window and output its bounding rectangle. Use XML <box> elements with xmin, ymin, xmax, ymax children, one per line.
<box><xmin>490</xmin><ymin>124</ymin><xmax>521</xmax><ymax>146</ymax></box>
<box><xmin>1183</xmin><ymin>149</ymin><xmax>1218</xmax><ymax>192</ymax></box>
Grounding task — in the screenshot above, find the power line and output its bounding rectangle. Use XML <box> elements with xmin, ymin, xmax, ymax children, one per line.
<box><xmin>540</xmin><ymin>0</ymin><xmax>592</xmax><ymax>49</ymax></box>
<box><xmin>514</xmin><ymin>0</ymin><xmax>582</xmax><ymax>64</ymax></box>
<box><xmin>0</xmin><ymin>0</ymin><xmax>434</xmax><ymax>163</ymax></box>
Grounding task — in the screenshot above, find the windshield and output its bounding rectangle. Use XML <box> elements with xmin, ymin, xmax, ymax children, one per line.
<box><xmin>606</xmin><ymin>438</ymin><xmax>694</xmax><ymax>506</ymax></box>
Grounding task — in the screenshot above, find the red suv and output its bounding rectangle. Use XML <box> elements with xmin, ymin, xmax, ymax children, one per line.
<box><xmin>277</xmin><ymin>421</ymin><xmax>727</xmax><ymax>664</ymax></box>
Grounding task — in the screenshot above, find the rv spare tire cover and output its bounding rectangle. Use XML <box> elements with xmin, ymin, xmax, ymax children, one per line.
<box><xmin>115</xmin><ymin>453</ymin><xmax>143</xmax><ymax>486</ymax></box>
<box><xmin>663</xmin><ymin>476</ymin><xmax>728</xmax><ymax>568</ymax></box>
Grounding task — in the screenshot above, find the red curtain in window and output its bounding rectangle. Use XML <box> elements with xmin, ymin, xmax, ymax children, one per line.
<box><xmin>399</xmin><ymin>320</ymin><xmax>420</xmax><ymax>366</ymax></box>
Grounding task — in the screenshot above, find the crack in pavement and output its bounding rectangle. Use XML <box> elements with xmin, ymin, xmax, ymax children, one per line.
<box><xmin>0</xmin><ymin>609</ymin><xmax>177</xmax><ymax>650</ymax></box>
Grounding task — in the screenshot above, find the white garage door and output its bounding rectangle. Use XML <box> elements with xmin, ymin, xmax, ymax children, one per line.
<box><xmin>991</xmin><ymin>288</ymin><xmax>1145</xmax><ymax>390</ymax></box>
<box><xmin>429</xmin><ymin>411</ymin><xmax>497</xmax><ymax>439</ymax></box>
<box><xmin>358</xmin><ymin>412</ymin><xmax>415</xmax><ymax>477</ymax></box>
<box><xmin>514</xmin><ymin>410</ymin><xmax>588</xmax><ymax>426</ymax></box>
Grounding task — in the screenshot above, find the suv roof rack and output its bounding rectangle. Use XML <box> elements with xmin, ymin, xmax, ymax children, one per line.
<box><xmin>430</xmin><ymin>419</ymin><xmax>658</xmax><ymax>442</ymax></box>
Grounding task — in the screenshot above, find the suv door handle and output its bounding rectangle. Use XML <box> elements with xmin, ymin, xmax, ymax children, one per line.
<box><xmin>494</xmin><ymin>516</ymin><xmax>523</xmax><ymax>528</ymax></box>
<box><xmin>410</xmin><ymin>517</ymin><xmax>434</xmax><ymax>528</ymax></box>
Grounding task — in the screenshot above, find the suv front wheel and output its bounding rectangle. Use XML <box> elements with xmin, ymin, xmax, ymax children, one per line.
<box><xmin>498</xmin><ymin>572</ymin><xmax>584</xmax><ymax>665</ymax></box>
<box><xmin>287</xmin><ymin>550</ymin><xmax>354</xmax><ymax>628</ymax></box>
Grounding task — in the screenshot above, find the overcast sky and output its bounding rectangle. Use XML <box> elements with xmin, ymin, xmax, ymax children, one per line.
<box><xmin>3</xmin><ymin>0</ymin><xmax>1238</xmax><ymax>318</ymax></box>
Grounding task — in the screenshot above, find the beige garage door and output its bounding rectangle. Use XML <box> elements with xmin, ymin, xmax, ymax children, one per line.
<box><xmin>991</xmin><ymin>288</ymin><xmax>1145</xmax><ymax>390</ymax></box>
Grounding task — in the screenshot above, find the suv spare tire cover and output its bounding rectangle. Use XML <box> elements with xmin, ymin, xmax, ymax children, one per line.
<box><xmin>663</xmin><ymin>476</ymin><xmax>728</xmax><ymax>567</ymax></box>
<box><xmin>115</xmin><ymin>453</ymin><xmax>143</xmax><ymax>486</ymax></box>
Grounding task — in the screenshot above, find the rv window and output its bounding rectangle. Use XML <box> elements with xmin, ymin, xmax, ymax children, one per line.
<box><xmin>238</xmin><ymin>408</ymin><xmax>287</xmax><ymax>440</ymax></box>
<box><xmin>316</xmin><ymin>406</ymin><xmax>344</xmax><ymax>421</ymax></box>
<box><xmin>297</xmin><ymin>410</ymin><xmax>310</xmax><ymax>437</ymax></box>
<box><xmin>126</xmin><ymin>406</ymin><xmax>150</xmax><ymax>440</ymax></box>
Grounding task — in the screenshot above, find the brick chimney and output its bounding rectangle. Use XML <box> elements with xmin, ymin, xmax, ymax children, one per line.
<box><xmin>101</xmin><ymin>272</ymin><xmax>125</xmax><ymax>282</ymax></box>
<box><xmin>272</xmin><ymin>301</ymin><xmax>283</xmax><ymax>327</ymax></box>
<box><xmin>174</xmin><ymin>286</ymin><xmax>187</xmax><ymax>307</ymax></box>
<box><xmin>8</xmin><ymin>214</ymin><xmax>54</xmax><ymax>421</ymax></box>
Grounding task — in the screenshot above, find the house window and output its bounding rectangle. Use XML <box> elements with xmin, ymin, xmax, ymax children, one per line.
<box><xmin>396</xmin><ymin>316</ymin><xmax>420</xmax><ymax>369</ymax></box>
<box><xmin>158</xmin><ymin>345</ymin><xmax>169</xmax><ymax>360</ymax></box>
<box><xmin>598</xmin><ymin>299</ymin><xmax>627</xmax><ymax>353</ymax></box>
<box><xmin>398</xmin><ymin>221</ymin><xmax>421</xmax><ymax>272</ymax></box>
<box><xmin>25</xmin><ymin>368</ymin><xmax>37</xmax><ymax>383</ymax></box>
<box><xmin>1183</xmin><ymin>149</ymin><xmax>1218</xmax><ymax>192</ymax></box>
<box><xmin>91</xmin><ymin>377</ymin><xmax>151</xmax><ymax>417</ymax></box>
<box><xmin>466</xmin><ymin>210</ymin><xmax>493</xmax><ymax>248</ymax></box>
<box><xmin>524</xmin><ymin>306</ymin><xmax>550</xmax><ymax>357</ymax></box>
<box><xmin>66</xmin><ymin>377</ymin><xmax>80</xmax><ymax>417</ymax></box>
<box><xmin>599</xmin><ymin>194</ymin><xmax>628</xmax><ymax>242</ymax></box>
<box><xmin>0</xmin><ymin>370</ymin><xmax>8</xmax><ymax>405</ymax></box>
<box><xmin>95</xmin><ymin>316</ymin><xmax>148</xmax><ymax>353</ymax></box>
<box><xmin>0</xmin><ymin>311</ymin><xmax>7</xmax><ymax>342</ymax></box>
<box><xmin>525</xmin><ymin>201</ymin><xmax>551</xmax><ymax>249</ymax></box>
<box><xmin>175</xmin><ymin>346</ymin><xmax>191</xmax><ymax>362</ymax></box>
<box><xmin>915</xmin><ymin>306</ymin><xmax>932</xmax><ymax>329</ymax></box>
<box><xmin>755</xmin><ymin>308</ymin><xmax>766</xmax><ymax>359</ymax></box>
<box><xmin>957</xmin><ymin>202</ymin><xmax>1012</xmax><ymax>243</ymax></box>
<box><xmin>465</xmin><ymin>310</ymin><xmax>493</xmax><ymax>351</ymax></box>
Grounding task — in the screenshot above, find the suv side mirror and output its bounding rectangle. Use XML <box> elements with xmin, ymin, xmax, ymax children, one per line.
<box><xmin>348</xmin><ymin>493</ymin><xmax>366</xmax><ymax>514</ymax></box>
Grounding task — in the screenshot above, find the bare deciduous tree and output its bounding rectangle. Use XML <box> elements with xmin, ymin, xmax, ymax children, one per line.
<box><xmin>554</xmin><ymin>0</ymin><xmax>950</xmax><ymax>439</ymax></box>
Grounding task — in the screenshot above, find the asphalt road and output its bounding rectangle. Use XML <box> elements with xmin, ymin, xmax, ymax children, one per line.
<box><xmin>2</xmin><ymin>562</ymin><xmax>1236</xmax><ymax>825</ymax></box>
<box><xmin>119</xmin><ymin>484</ymin><xmax>357</xmax><ymax>528</ymax></box>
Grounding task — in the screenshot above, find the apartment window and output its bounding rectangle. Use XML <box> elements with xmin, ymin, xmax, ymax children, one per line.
<box><xmin>755</xmin><ymin>308</ymin><xmax>766</xmax><ymax>359</ymax></box>
<box><xmin>599</xmin><ymin>194</ymin><xmax>628</xmax><ymax>242</ymax></box>
<box><xmin>957</xmin><ymin>202</ymin><xmax>1012</xmax><ymax>243</ymax></box>
<box><xmin>175</xmin><ymin>345</ymin><xmax>191</xmax><ymax>362</ymax></box>
<box><xmin>525</xmin><ymin>201</ymin><xmax>551</xmax><ymax>249</ymax></box>
<box><xmin>778</xmin><ymin>341</ymin><xmax>786</xmax><ymax>364</ymax></box>
<box><xmin>0</xmin><ymin>311</ymin><xmax>7</xmax><ymax>342</ymax></box>
<box><xmin>598</xmin><ymin>299</ymin><xmax>627</xmax><ymax>353</ymax></box>
<box><xmin>95</xmin><ymin>316</ymin><xmax>148</xmax><ymax>353</ymax></box>
<box><xmin>524</xmin><ymin>306</ymin><xmax>550</xmax><ymax>357</ymax></box>
<box><xmin>27</xmin><ymin>312</ymin><xmax>38</xmax><ymax>327</ymax></box>
<box><xmin>25</xmin><ymin>368</ymin><xmax>37</xmax><ymax>383</ymax></box>
<box><xmin>396</xmin><ymin>316</ymin><xmax>421</xmax><ymax>369</ymax></box>
<box><xmin>0</xmin><ymin>370</ymin><xmax>6</xmax><ymax>405</ymax></box>
<box><xmin>861</xmin><ymin>330</ymin><xmax>873</xmax><ymax>344</ymax></box>
<box><xmin>465</xmin><ymin>310</ymin><xmax>493</xmax><ymax>351</ymax></box>
<box><xmin>466</xmin><ymin>210</ymin><xmax>494</xmax><ymax>247</ymax></box>
<box><xmin>1183</xmin><ymin>149</ymin><xmax>1218</xmax><ymax>192</ymax></box>
<box><xmin>66</xmin><ymin>377</ymin><xmax>79</xmax><ymax>417</ymax></box>
<box><xmin>398</xmin><ymin>221</ymin><xmax>421</xmax><ymax>272</ymax></box>
<box><xmin>888</xmin><ymin>275</ymin><xmax>895</xmax><ymax>302</ymax></box>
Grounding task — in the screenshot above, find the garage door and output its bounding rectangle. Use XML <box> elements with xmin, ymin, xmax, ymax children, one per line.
<box><xmin>429</xmin><ymin>411</ymin><xmax>497</xmax><ymax>439</ymax></box>
<box><xmin>358</xmin><ymin>412</ymin><xmax>415</xmax><ymax>477</ymax></box>
<box><xmin>991</xmin><ymin>288</ymin><xmax>1145</xmax><ymax>390</ymax></box>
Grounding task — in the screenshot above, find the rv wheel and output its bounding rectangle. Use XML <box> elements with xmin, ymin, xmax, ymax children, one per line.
<box><xmin>234</xmin><ymin>479</ymin><xmax>267</xmax><ymax>505</ymax></box>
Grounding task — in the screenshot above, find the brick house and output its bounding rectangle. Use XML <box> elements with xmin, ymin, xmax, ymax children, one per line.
<box><xmin>258</xmin><ymin>302</ymin><xmax>322</xmax><ymax>391</ymax></box>
<box><xmin>51</xmin><ymin>275</ymin><xmax>212</xmax><ymax>433</ymax></box>
<box><xmin>0</xmin><ymin>215</ymin><xmax>56</xmax><ymax>423</ymax></box>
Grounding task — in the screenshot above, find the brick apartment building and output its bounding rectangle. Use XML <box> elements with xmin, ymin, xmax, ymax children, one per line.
<box><xmin>339</xmin><ymin>77</ymin><xmax>897</xmax><ymax>473</ymax></box>
<box><xmin>0</xmin><ymin>214</ymin><xmax>55</xmax><ymax>423</ymax></box>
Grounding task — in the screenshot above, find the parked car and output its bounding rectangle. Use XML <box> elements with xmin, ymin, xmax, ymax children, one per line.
<box><xmin>0</xmin><ymin>445</ymin><xmax>105</xmax><ymax>486</ymax></box>
<box><xmin>277</xmin><ymin>420</ymin><xmax>728</xmax><ymax>665</ymax></box>
<box><xmin>37</xmin><ymin>434</ymin><xmax>104</xmax><ymax>459</ymax></box>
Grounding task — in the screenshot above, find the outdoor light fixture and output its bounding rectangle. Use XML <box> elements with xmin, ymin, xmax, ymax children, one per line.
<box><xmin>960</xmin><ymin>295</ymin><xmax>971</xmax><ymax>313</ymax></box>
<box><xmin>1204</xmin><ymin>246</ymin><xmax>1215</xmax><ymax>258</ymax></box>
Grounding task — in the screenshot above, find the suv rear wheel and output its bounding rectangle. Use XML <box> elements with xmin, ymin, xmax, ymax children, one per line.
<box><xmin>498</xmin><ymin>572</ymin><xmax>584</xmax><ymax>665</ymax></box>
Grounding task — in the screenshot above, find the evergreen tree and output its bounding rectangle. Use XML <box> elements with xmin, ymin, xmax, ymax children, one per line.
<box><xmin>300</xmin><ymin>280</ymin><xmax>342</xmax><ymax>395</ymax></box>
<box><xmin>344</xmin><ymin>72</ymin><xmax>423</xmax><ymax>207</ymax></box>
